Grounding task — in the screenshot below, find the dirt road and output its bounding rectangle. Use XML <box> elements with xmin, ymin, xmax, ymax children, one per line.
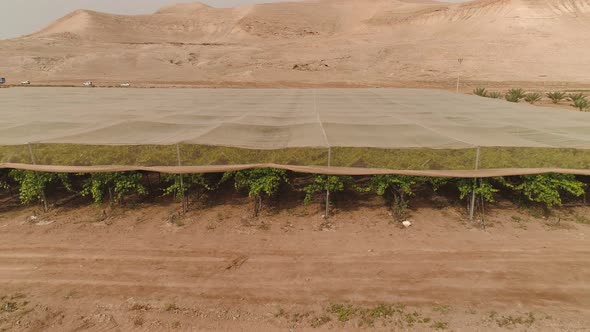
<box><xmin>0</xmin><ymin>198</ymin><xmax>589</xmax><ymax>331</ymax></box>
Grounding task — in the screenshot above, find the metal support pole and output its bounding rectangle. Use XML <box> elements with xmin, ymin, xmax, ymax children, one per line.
<box><xmin>176</xmin><ymin>144</ymin><xmax>187</xmax><ymax>213</ymax></box>
<box><xmin>325</xmin><ymin>147</ymin><xmax>332</xmax><ymax>219</ymax></box>
<box><xmin>28</xmin><ymin>143</ymin><xmax>48</xmax><ymax>212</ymax></box>
<box><xmin>469</xmin><ymin>147</ymin><xmax>481</xmax><ymax>223</ymax></box>
<box><xmin>325</xmin><ymin>189</ymin><xmax>330</xmax><ymax>219</ymax></box>
<box><xmin>469</xmin><ymin>178</ymin><xmax>477</xmax><ymax>223</ymax></box>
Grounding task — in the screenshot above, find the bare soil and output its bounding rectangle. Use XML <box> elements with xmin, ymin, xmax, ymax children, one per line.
<box><xmin>2</xmin><ymin>0</ymin><xmax>590</xmax><ymax>88</ymax></box>
<box><xmin>0</xmin><ymin>192</ymin><xmax>589</xmax><ymax>331</ymax></box>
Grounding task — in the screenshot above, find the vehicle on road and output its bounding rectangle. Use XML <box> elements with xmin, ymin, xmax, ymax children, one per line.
<box><xmin>0</xmin><ymin>78</ymin><xmax>5</xmax><ymax>84</ymax></box>
<box><xmin>83</xmin><ymin>81</ymin><xmax>94</xmax><ymax>87</ymax></box>
<box><xmin>20</xmin><ymin>81</ymin><xmax>30</xmax><ymax>85</ymax></box>
<box><xmin>120</xmin><ymin>83</ymin><xmax>131</xmax><ymax>87</ymax></box>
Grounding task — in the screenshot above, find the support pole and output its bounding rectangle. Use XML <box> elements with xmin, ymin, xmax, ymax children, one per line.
<box><xmin>176</xmin><ymin>144</ymin><xmax>187</xmax><ymax>213</ymax></box>
<box><xmin>325</xmin><ymin>189</ymin><xmax>330</xmax><ymax>219</ymax></box>
<box><xmin>28</xmin><ymin>143</ymin><xmax>48</xmax><ymax>212</ymax></box>
<box><xmin>479</xmin><ymin>179</ymin><xmax>487</xmax><ymax>230</ymax></box>
<box><xmin>325</xmin><ymin>147</ymin><xmax>332</xmax><ymax>219</ymax></box>
<box><xmin>469</xmin><ymin>178</ymin><xmax>477</xmax><ymax>223</ymax></box>
<box><xmin>469</xmin><ymin>147</ymin><xmax>481</xmax><ymax>223</ymax></box>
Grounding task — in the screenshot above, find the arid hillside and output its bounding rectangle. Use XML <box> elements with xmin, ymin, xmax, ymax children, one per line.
<box><xmin>1</xmin><ymin>0</ymin><xmax>590</xmax><ymax>87</ymax></box>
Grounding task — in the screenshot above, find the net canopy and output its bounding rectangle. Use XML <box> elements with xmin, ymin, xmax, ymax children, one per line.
<box><xmin>1</xmin><ymin>87</ymin><xmax>590</xmax><ymax>177</ymax></box>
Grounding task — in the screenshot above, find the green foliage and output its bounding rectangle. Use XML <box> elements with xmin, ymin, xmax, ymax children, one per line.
<box><xmin>222</xmin><ymin>168</ymin><xmax>288</xmax><ymax>199</ymax></box>
<box><xmin>359</xmin><ymin>175</ymin><xmax>424</xmax><ymax>220</ymax></box>
<box><xmin>0</xmin><ymin>170</ymin><xmax>9</xmax><ymax>192</ymax></box>
<box><xmin>424</xmin><ymin>177</ymin><xmax>450</xmax><ymax>192</ymax></box>
<box><xmin>162</xmin><ymin>174</ymin><xmax>213</xmax><ymax>199</ymax></box>
<box><xmin>546</xmin><ymin>91</ymin><xmax>567</xmax><ymax>104</ymax></box>
<box><xmin>488</xmin><ymin>91</ymin><xmax>503</xmax><ymax>99</ymax></box>
<box><xmin>505</xmin><ymin>88</ymin><xmax>526</xmax><ymax>102</ymax></box>
<box><xmin>456</xmin><ymin>178</ymin><xmax>499</xmax><ymax>203</ymax></box>
<box><xmin>9</xmin><ymin>170</ymin><xmax>71</xmax><ymax>208</ymax></box>
<box><xmin>303</xmin><ymin>175</ymin><xmax>353</xmax><ymax>205</ymax></box>
<box><xmin>568</xmin><ymin>93</ymin><xmax>588</xmax><ymax>111</ymax></box>
<box><xmin>328</xmin><ymin>304</ymin><xmax>357</xmax><ymax>322</ymax></box>
<box><xmin>568</xmin><ymin>92</ymin><xmax>587</xmax><ymax>103</ymax></box>
<box><xmin>221</xmin><ymin>168</ymin><xmax>288</xmax><ymax>216</ymax></box>
<box><xmin>360</xmin><ymin>175</ymin><xmax>418</xmax><ymax>196</ymax></box>
<box><xmin>473</xmin><ymin>87</ymin><xmax>488</xmax><ymax>97</ymax></box>
<box><xmin>81</xmin><ymin>172</ymin><xmax>147</xmax><ymax>204</ymax></box>
<box><xmin>524</xmin><ymin>92</ymin><xmax>542</xmax><ymax>104</ymax></box>
<box><xmin>571</xmin><ymin>98</ymin><xmax>590</xmax><ymax>112</ymax></box>
<box><xmin>513</xmin><ymin>174</ymin><xmax>585</xmax><ymax>209</ymax></box>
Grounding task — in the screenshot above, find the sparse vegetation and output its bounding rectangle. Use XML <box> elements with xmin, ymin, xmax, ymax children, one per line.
<box><xmin>164</xmin><ymin>303</ymin><xmax>180</xmax><ymax>312</ymax></box>
<box><xmin>568</xmin><ymin>92</ymin><xmax>587</xmax><ymax>103</ymax></box>
<box><xmin>473</xmin><ymin>87</ymin><xmax>488</xmax><ymax>97</ymax></box>
<box><xmin>432</xmin><ymin>304</ymin><xmax>451</xmax><ymax>315</ymax></box>
<box><xmin>358</xmin><ymin>175</ymin><xmax>423</xmax><ymax>221</ymax></box>
<box><xmin>510</xmin><ymin>174</ymin><xmax>585</xmax><ymax>210</ymax></box>
<box><xmin>221</xmin><ymin>168</ymin><xmax>288</xmax><ymax>217</ymax></box>
<box><xmin>457</xmin><ymin>178</ymin><xmax>499</xmax><ymax>204</ymax></box>
<box><xmin>2</xmin><ymin>169</ymin><xmax>588</xmax><ymax>221</ymax></box>
<box><xmin>431</xmin><ymin>321</ymin><xmax>449</xmax><ymax>330</ymax></box>
<box><xmin>524</xmin><ymin>92</ymin><xmax>542</xmax><ymax>104</ymax></box>
<box><xmin>328</xmin><ymin>303</ymin><xmax>357</xmax><ymax>322</ymax></box>
<box><xmin>310</xmin><ymin>314</ymin><xmax>331</xmax><ymax>328</ymax></box>
<box><xmin>9</xmin><ymin>170</ymin><xmax>72</xmax><ymax>211</ymax></box>
<box><xmin>571</xmin><ymin>98</ymin><xmax>590</xmax><ymax>112</ymax></box>
<box><xmin>321</xmin><ymin>303</ymin><xmax>438</xmax><ymax>328</ymax></box>
<box><xmin>546</xmin><ymin>91</ymin><xmax>567</xmax><ymax>104</ymax></box>
<box><xmin>488</xmin><ymin>91</ymin><xmax>503</xmax><ymax>99</ymax></box>
<box><xmin>303</xmin><ymin>175</ymin><xmax>353</xmax><ymax>213</ymax></box>
<box><xmin>162</xmin><ymin>174</ymin><xmax>215</xmax><ymax>212</ymax></box>
<box><xmin>505</xmin><ymin>88</ymin><xmax>526</xmax><ymax>102</ymax></box>
<box><xmin>80</xmin><ymin>172</ymin><xmax>147</xmax><ymax>205</ymax></box>
<box><xmin>495</xmin><ymin>312</ymin><xmax>535</xmax><ymax>328</ymax></box>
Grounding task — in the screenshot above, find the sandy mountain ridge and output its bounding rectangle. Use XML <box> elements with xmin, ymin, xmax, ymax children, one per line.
<box><xmin>1</xmin><ymin>0</ymin><xmax>590</xmax><ymax>87</ymax></box>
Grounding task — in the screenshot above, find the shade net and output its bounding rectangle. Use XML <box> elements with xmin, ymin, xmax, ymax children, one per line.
<box><xmin>1</xmin><ymin>88</ymin><xmax>590</xmax><ymax>177</ymax></box>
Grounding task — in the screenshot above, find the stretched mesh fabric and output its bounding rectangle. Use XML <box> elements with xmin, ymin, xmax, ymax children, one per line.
<box><xmin>1</xmin><ymin>88</ymin><xmax>589</xmax><ymax>177</ymax></box>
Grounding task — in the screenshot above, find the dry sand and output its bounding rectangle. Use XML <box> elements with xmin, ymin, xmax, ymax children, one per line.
<box><xmin>1</xmin><ymin>0</ymin><xmax>590</xmax><ymax>89</ymax></box>
<box><xmin>0</xmin><ymin>190</ymin><xmax>589</xmax><ymax>331</ymax></box>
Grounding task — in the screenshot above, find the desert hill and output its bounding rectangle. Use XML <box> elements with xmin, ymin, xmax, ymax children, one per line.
<box><xmin>1</xmin><ymin>0</ymin><xmax>590</xmax><ymax>87</ymax></box>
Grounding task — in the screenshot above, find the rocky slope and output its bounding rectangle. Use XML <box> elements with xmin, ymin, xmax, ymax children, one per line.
<box><xmin>1</xmin><ymin>0</ymin><xmax>589</xmax><ymax>86</ymax></box>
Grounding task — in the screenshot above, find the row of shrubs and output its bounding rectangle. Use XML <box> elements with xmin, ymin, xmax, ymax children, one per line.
<box><xmin>0</xmin><ymin>169</ymin><xmax>587</xmax><ymax>220</ymax></box>
<box><xmin>473</xmin><ymin>88</ymin><xmax>590</xmax><ymax>111</ymax></box>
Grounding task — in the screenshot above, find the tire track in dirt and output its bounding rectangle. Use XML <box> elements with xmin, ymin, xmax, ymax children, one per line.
<box><xmin>0</xmin><ymin>248</ymin><xmax>588</xmax><ymax>310</ymax></box>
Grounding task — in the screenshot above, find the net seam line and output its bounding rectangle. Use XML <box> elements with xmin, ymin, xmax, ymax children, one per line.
<box><xmin>367</xmin><ymin>90</ymin><xmax>477</xmax><ymax>148</ymax></box>
<box><xmin>313</xmin><ymin>89</ymin><xmax>332</xmax><ymax>166</ymax></box>
<box><xmin>415</xmin><ymin>92</ymin><xmax>590</xmax><ymax>149</ymax></box>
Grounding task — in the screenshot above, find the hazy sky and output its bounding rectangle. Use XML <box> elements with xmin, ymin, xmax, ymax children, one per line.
<box><xmin>0</xmin><ymin>0</ymin><xmax>468</xmax><ymax>40</ymax></box>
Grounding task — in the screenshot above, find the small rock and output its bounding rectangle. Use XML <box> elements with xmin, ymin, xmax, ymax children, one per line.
<box><xmin>402</xmin><ymin>220</ymin><xmax>412</xmax><ymax>228</ymax></box>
